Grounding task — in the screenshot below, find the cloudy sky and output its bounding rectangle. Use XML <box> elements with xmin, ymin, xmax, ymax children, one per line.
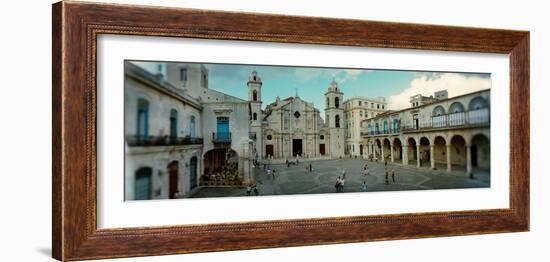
<box><xmin>133</xmin><ymin>61</ymin><xmax>491</xmax><ymax>116</ymax></box>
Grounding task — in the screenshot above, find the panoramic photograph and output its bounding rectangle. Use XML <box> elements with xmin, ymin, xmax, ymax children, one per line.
<box><xmin>124</xmin><ymin>60</ymin><xmax>491</xmax><ymax>201</ymax></box>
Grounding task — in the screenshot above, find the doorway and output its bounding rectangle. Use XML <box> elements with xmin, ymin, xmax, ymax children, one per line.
<box><xmin>265</xmin><ymin>145</ymin><xmax>274</xmax><ymax>158</ymax></box>
<box><xmin>319</xmin><ymin>144</ymin><xmax>325</xmax><ymax>155</ymax></box>
<box><xmin>168</xmin><ymin>161</ymin><xmax>179</xmax><ymax>199</ymax></box>
<box><xmin>471</xmin><ymin>144</ymin><xmax>478</xmax><ymax>167</ymax></box>
<box><xmin>292</xmin><ymin>139</ymin><xmax>303</xmax><ymax>156</ymax></box>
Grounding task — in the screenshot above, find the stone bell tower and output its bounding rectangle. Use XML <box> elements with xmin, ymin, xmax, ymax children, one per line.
<box><xmin>248</xmin><ymin>70</ymin><xmax>263</xmax><ymax>159</ymax></box>
<box><xmin>325</xmin><ymin>80</ymin><xmax>345</xmax><ymax>158</ymax></box>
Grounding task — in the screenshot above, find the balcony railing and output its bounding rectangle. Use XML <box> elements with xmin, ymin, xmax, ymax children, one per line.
<box><xmin>126</xmin><ymin>135</ymin><xmax>203</xmax><ymax>147</ymax></box>
<box><xmin>361</xmin><ymin>128</ymin><xmax>400</xmax><ymax>136</ymax></box>
<box><xmin>361</xmin><ymin>109</ymin><xmax>489</xmax><ymax>136</ymax></box>
<box><xmin>402</xmin><ymin>109</ymin><xmax>489</xmax><ymax>132</ymax></box>
<box><xmin>212</xmin><ymin>132</ymin><xmax>232</xmax><ymax>144</ymax></box>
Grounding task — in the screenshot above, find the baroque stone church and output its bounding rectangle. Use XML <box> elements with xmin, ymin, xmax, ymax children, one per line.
<box><xmin>248</xmin><ymin>71</ymin><xmax>346</xmax><ymax>160</ymax></box>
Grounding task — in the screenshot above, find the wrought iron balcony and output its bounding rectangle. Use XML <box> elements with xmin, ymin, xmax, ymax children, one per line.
<box><xmin>212</xmin><ymin>132</ymin><xmax>232</xmax><ymax>144</ymax></box>
<box><xmin>126</xmin><ymin>135</ymin><xmax>203</xmax><ymax>147</ymax></box>
<box><xmin>402</xmin><ymin>109</ymin><xmax>489</xmax><ymax>132</ymax></box>
<box><xmin>361</xmin><ymin>109</ymin><xmax>489</xmax><ymax>136</ymax></box>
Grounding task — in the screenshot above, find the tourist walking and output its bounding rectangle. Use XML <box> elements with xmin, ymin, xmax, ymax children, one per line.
<box><xmin>391</xmin><ymin>168</ymin><xmax>397</xmax><ymax>184</ymax></box>
<box><xmin>253</xmin><ymin>184</ymin><xmax>259</xmax><ymax>196</ymax></box>
<box><xmin>309</xmin><ymin>163</ymin><xmax>313</xmax><ymax>172</ymax></box>
<box><xmin>335</xmin><ymin>176</ymin><xmax>342</xmax><ymax>192</ymax></box>
<box><xmin>246</xmin><ymin>185</ymin><xmax>252</xmax><ymax>196</ymax></box>
<box><xmin>363</xmin><ymin>166</ymin><xmax>370</xmax><ymax>177</ymax></box>
<box><xmin>361</xmin><ymin>181</ymin><xmax>368</xmax><ymax>192</ymax></box>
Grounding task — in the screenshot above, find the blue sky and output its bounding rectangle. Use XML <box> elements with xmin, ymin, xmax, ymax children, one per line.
<box><xmin>133</xmin><ymin>61</ymin><xmax>491</xmax><ymax>114</ymax></box>
<box><xmin>204</xmin><ymin>63</ymin><xmax>491</xmax><ymax>113</ymax></box>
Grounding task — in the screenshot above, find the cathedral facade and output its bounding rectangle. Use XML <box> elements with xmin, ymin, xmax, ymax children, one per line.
<box><xmin>254</xmin><ymin>76</ymin><xmax>346</xmax><ymax>160</ymax></box>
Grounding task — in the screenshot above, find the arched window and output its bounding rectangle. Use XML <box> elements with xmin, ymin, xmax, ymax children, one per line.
<box><xmin>335</xmin><ymin>97</ymin><xmax>340</xmax><ymax>108</ymax></box>
<box><xmin>432</xmin><ymin>105</ymin><xmax>446</xmax><ymax>116</ymax></box>
<box><xmin>449</xmin><ymin>102</ymin><xmax>465</xmax><ymax>113</ymax></box>
<box><xmin>137</xmin><ymin>98</ymin><xmax>149</xmax><ymax>140</ymax></box>
<box><xmin>253</xmin><ymin>112</ymin><xmax>257</xmax><ymax>120</ymax></box>
<box><xmin>468</xmin><ymin>96</ymin><xmax>489</xmax><ymax>110</ymax></box>
<box><xmin>335</xmin><ymin>114</ymin><xmax>340</xmax><ymax>128</ymax></box>
<box><xmin>134</xmin><ymin>167</ymin><xmax>152</xmax><ymax>200</ymax></box>
<box><xmin>170</xmin><ymin>109</ymin><xmax>178</xmax><ymax>140</ymax></box>
<box><xmin>252</xmin><ymin>90</ymin><xmax>258</xmax><ymax>101</ymax></box>
<box><xmin>326</xmin><ymin>97</ymin><xmax>330</xmax><ymax>108</ymax></box>
<box><xmin>189</xmin><ymin>116</ymin><xmax>196</xmax><ymax>138</ymax></box>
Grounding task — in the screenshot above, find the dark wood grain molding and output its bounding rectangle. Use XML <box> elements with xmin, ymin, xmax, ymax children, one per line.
<box><xmin>52</xmin><ymin>1</ymin><xmax>529</xmax><ymax>261</ymax></box>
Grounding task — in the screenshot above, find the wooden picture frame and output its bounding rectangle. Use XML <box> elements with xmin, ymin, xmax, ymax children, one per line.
<box><xmin>52</xmin><ymin>1</ymin><xmax>529</xmax><ymax>261</ymax></box>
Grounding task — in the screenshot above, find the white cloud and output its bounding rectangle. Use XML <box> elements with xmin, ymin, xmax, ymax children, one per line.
<box><xmin>293</xmin><ymin>68</ymin><xmax>370</xmax><ymax>84</ymax></box>
<box><xmin>388</xmin><ymin>73</ymin><xmax>491</xmax><ymax>110</ymax></box>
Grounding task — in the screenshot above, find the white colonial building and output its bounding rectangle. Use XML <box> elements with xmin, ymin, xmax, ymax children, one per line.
<box><xmin>343</xmin><ymin>96</ymin><xmax>387</xmax><ymax>157</ymax></box>
<box><xmin>125</xmin><ymin>62</ymin><xmax>255</xmax><ymax>200</ymax></box>
<box><xmin>361</xmin><ymin>89</ymin><xmax>491</xmax><ymax>175</ymax></box>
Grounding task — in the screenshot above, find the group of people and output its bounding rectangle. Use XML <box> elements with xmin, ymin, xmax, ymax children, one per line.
<box><xmin>334</xmin><ymin>161</ymin><xmax>399</xmax><ymax>193</ymax></box>
<box><xmin>246</xmin><ymin>184</ymin><xmax>259</xmax><ymax>196</ymax></box>
<box><xmin>265</xmin><ymin>168</ymin><xmax>276</xmax><ymax>179</ymax></box>
<box><xmin>285</xmin><ymin>157</ymin><xmax>300</xmax><ymax>167</ymax></box>
<box><xmin>335</xmin><ymin>175</ymin><xmax>346</xmax><ymax>192</ymax></box>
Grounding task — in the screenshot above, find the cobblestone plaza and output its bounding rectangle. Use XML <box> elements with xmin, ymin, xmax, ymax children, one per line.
<box><xmin>190</xmin><ymin>158</ymin><xmax>490</xmax><ymax>198</ymax></box>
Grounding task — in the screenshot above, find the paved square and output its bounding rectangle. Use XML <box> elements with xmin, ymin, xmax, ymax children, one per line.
<box><xmin>190</xmin><ymin>158</ymin><xmax>490</xmax><ymax>198</ymax></box>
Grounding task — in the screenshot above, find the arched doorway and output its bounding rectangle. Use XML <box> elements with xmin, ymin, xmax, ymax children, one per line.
<box><xmin>471</xmin><ymin>134</ymin><xmax>490</xmax><ymax>169</ymax></box>
<box><xmin>168</xmin><ymin>161</ymin><xmax>179</xmax><ymax>199</ymax></box>
<box><xmin>190</xmin><ymin>157</ymin><xmax>198</xmax><ymax>189</ymax></box>
<box><xmin>393</xmin><ymin>138</ymin><xmax>403</xmax><ymax>161</ymax></box>
<box><xmin>407</xmin><ymin>137</ymin><xmax>417</xmax><ymax>165</ymax></box>
<box><xmin>383</xmin><ymin>138</ymin><xmax>391</xmax><ymax>160</ymax></box>
<box><xmin>450</xmin><ymin>135</ymin><xmax>467</xmax><ymax>171</ymax></box>
<box><xmin>419</xmin><ymin>137</ymin><xmax>430</xmax><ymax>167</ymax></box>
<box><xmin>203</xmin><ymin>148</ymin><xmax>239</xmax><ymax>183</ymax></box>
<box><xmin>433</xmin><ymin>136</ymin><xmax>447</xmax><ymax>169</ymax></box>
<box><xmin>134</xmin><ymin>167</ymin><xmax>152</xmax><ymax>200</ymax></box>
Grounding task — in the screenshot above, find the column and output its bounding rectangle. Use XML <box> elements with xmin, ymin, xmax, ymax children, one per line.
<box><xmin>466</xmin><ymin>144</ymin><xmax>472</xmax><ymax>175</ymax></box>
<box><xmin>430</xmin><ymin>145</ymin><xmax>435</xmax><ymax>169</ymax></box>
<box><xmin>446</xmin><ymin>144</ymin><xmax>452</xmax><ymax>172</ymax></box>
<box><xmin>381</xmin><ymin>143</ymin><xmax>385</xmax><ymax>162</ymax></box>
<box><xmin>402</xmin><ymin>145</ymin><xmax>408</xmax><ymax>165</ymax></box>
<box><xmin>390</xmin><ymin>142</ymin><xmax>395</xmax><ymax>162</ymax></box>
<box><xmin>416</xmin><ymin>144</ymin><xmax>421</xmax><ymax>167</ymax></box>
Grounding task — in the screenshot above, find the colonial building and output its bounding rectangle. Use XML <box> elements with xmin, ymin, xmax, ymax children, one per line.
<box><xmin>124</xmin><ymin>62</ymin><xmax>204</xmax><ymax>200</ymax></box>
<box><xmin>125</xmin><ymin>62</ymin><xmax>253</xmax><ymax>200</ymax></box>
<box><xmin>361</xmin><ymin>89</ymin><xmax>490</xmax><ymax>175</ymax></box>
<box><xmin>343</xmin><ymin>96</ymin><xmax>387</xmax><ymax>157</ymax></box>
<box><xmin>124</xmin><ymin>62</ymin><xmax>347</xmax><ymax>200</ymax></box>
